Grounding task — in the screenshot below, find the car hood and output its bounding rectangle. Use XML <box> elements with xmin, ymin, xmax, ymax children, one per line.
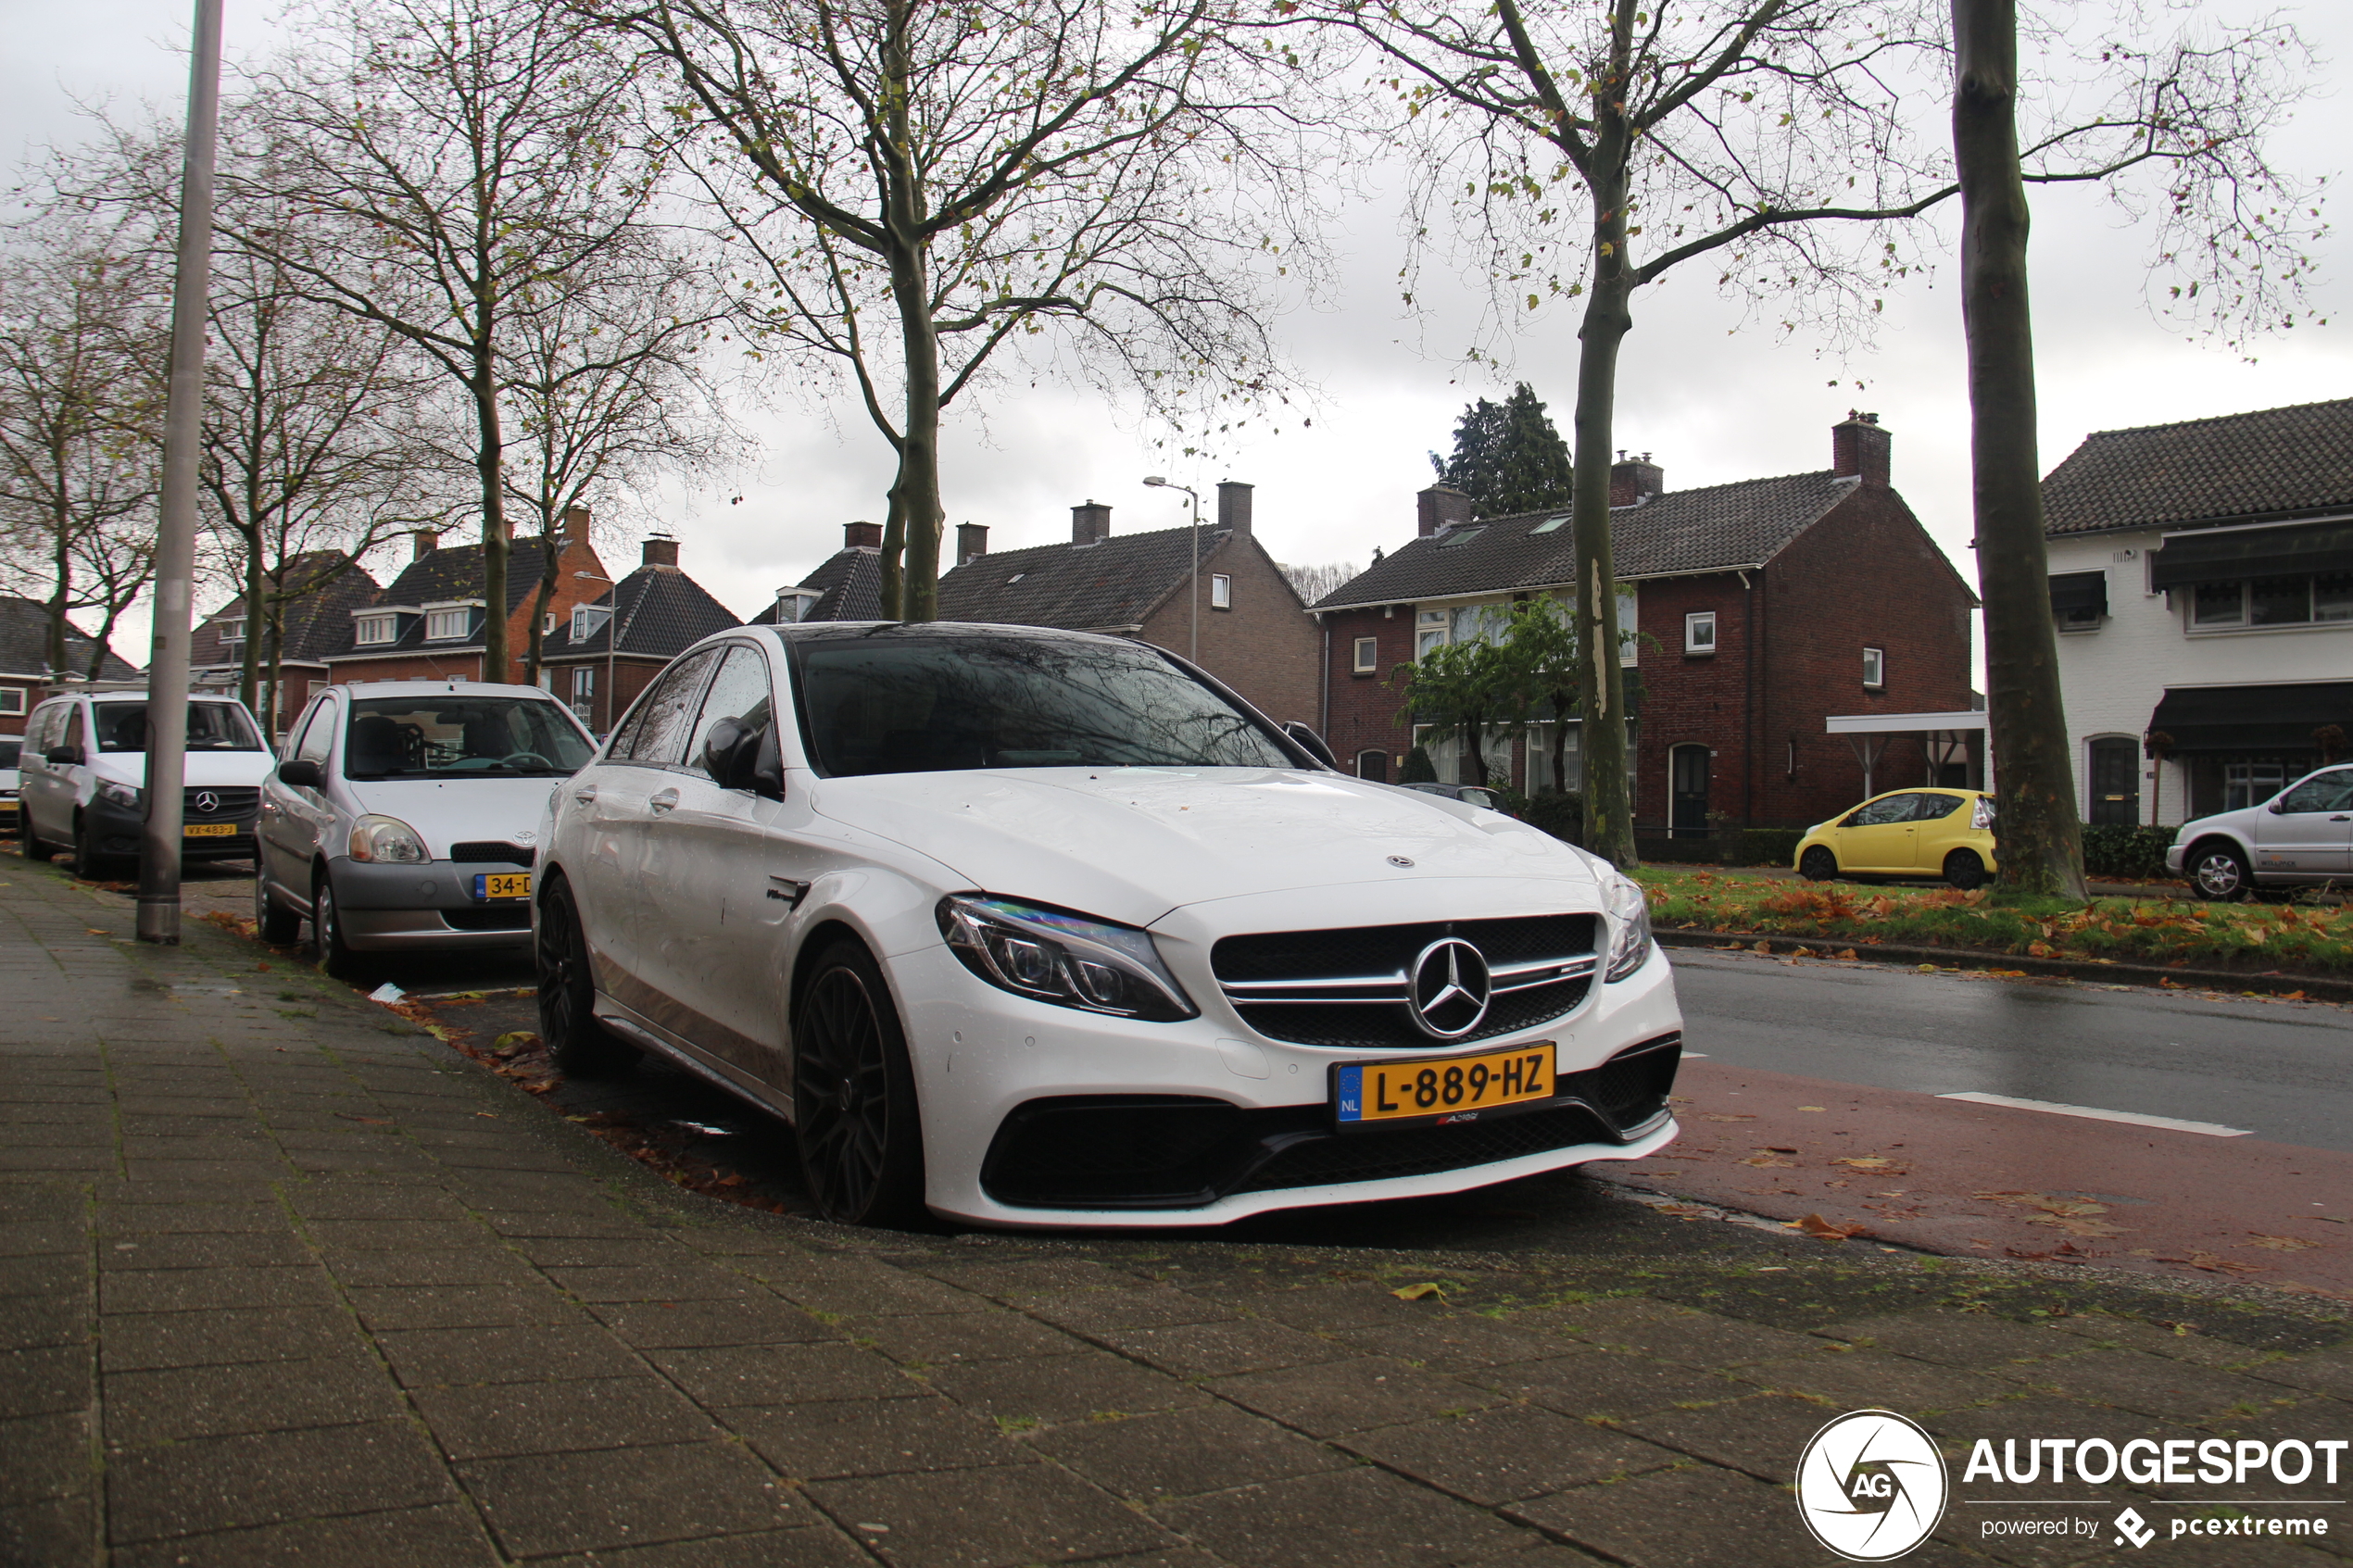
<box><xmin>340</xmin><ymin>776</ymin><xmax>565</xmax><ymax>858</ymax></box>
<box><xmin>810</xmin><ymin>766</ymin><xmax>1601</xmax><ymax>928</ymax></box>
<box><xmin>102</xmin><ymin>752</ymin><xmax>277</xmax><ymax>790</ymax></box>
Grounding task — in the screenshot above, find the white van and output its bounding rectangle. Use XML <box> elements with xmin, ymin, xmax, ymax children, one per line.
<box><xmin>18</xmin><ymin>689</ymin><xmax>276</xmax><ymax>877</ymax></box>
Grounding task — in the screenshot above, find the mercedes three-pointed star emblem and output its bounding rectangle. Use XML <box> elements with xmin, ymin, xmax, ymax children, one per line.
<box><xmin>1406</xmin><ymin>937</ymin><xmax>1492</xmax><ymax>1039</ymax></box>
<box><xmin>193</xmin><ymin>791</ymin><xmax>220</xmax><ymax>814</ymax></box>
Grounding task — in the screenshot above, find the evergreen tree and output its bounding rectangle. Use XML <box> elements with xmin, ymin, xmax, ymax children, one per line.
<box><xmin>1429</xmin><ymin>383</ymin><xmax>1574</xmax><ymax>517</ymax></box>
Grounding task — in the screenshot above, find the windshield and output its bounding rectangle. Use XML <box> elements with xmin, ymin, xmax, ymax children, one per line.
<box><xmin>344</xmin><ymin>696</ymin><xmax>594</xmax><ymax>779</ymax></box>
<box><xmin>94</xmin><ymin>702</ymin><xmax>265</xmax><ymax>753</ymax></box>
<box><xmin>795</xmin><ymin>634</ymin><xmax>1293</xmax><ymax>776</ymax></box>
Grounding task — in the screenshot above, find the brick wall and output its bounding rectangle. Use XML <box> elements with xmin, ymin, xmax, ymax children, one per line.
<box><xmin>1629</xmin><ymin>573</ymin><xmax>1755</xmax><ymax>833</ymax></box>
<box><xmin>1139</xmin><ymin>535</ymin><xmax>1321</xmax><ymax>728</ymax></box>
<box><xmin>540</xmin><ymin>655</ymin><xmax>667</xmax><ymax>734</ymax></box>
<box><xmin>1318</xmin><ymin>604</ymin><xmax>1416</xmax><ymax>777</ymax></box>
<box><xmin>328</xmin><ymin>536</ymin><xmax>611</xmax><ymax>690</ymax></box>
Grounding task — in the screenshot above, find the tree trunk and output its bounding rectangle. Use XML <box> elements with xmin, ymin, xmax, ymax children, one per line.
<box><xmin>238</xmin><ymin>532</ymin><xmax>263</xmax><ymax>715</ymax></box>
<box><xmin>471</xmin><ymin>364</ymin><xmax>511</xmax><ymax>679</ymax></box>
<box><xmin>1567</xmin><ymin>107</ymin><xmax>1639</xmax><ymax>869</ymax></box>
<box><xmin>524</xmin><ymin>533</ymin><xmax>560</xmax><ymax>688</ymax></box>
<box><xmin>880</xmin><ymin>0</ymin><xmax>943</xmax><ymax>625</ymax></box>
<box><xmin>879</xmin><ymin>470</ymin><xmax>907</xmax><ymax>621</ymax></box>
<box><xmin>46</xmin><ymin>489</ymin><xmax>71</xmax><ymax>678</ymax></box>
<box><xmin>1952</xmin><ymin>0</ymin><xmax>2085</xmax><ymax>899</ymax></box>
<box><xmin>263</xmin><ymin>608</ymin><xmax>286</xmax><ymax>738</ymax></box>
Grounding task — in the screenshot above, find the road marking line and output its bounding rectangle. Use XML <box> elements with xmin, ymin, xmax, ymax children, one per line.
<box><xmin>1936</xmin><ymin>1091</ymin><xmax>2252</xmax><ymax>1138</ymax></box>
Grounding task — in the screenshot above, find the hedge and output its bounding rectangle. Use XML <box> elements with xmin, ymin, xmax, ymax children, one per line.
<box><xmin>2081</xmin><ymin>823</ymin><xmax>2176</xmax><ymax>883</ymax></box>
<box><xmin>1739</xmin><ymin>827</ymin><xmax>1806</xmax><ymax>868</ymax></box>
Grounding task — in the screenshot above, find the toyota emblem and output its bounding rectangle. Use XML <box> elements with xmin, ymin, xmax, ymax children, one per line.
<box><xmin>194</xmin><ymin>791</ymin><xmax>220</xmax><ymax>814</ymax></box>
<box><xmin>1406</xmin><ymin>937</ymin><xmax>1492</xmax><ymax>1039</ymax></box>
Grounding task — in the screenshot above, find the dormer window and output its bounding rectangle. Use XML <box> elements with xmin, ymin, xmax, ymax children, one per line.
<box><xmin>219</xmin><ymin>617</ymin><xmax>246</xmax><ymax>644</ymax></box>
<box><xmin>571</xmin><ymin>605</ymin><xmax>612</xmax><ymax>641</ymax></box>
<box><xmin>354</xmin><ymin>615</ymin><xmax>397</xmax><ymax>646</ymax></box>
<box><xmin>425</xmin><ymin>608</ymin><xmax>472</xmax><ymax>641</ymax></box>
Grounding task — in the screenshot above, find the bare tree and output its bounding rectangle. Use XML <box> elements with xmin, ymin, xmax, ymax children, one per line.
<box><xmin>223</xmin><ymin>0</ymin><xmax>674</xmax><ymax>679</ymax></box>
<box><xmin>0</xmin><ymin>208</ymin><xmax>165</xmax><ymax>679</ymax></box>
<box><xmin>606</xmin><ymin>0</ymin><xmax>1328</xmax><ymax>620</ymax></box>
<box><xmin>1315</xmin><ymin>0</ymin><xmax>2322</xmax><ymax>872</ymax></box>
<box><xmin>1280</xmin><ymin>559</ymin><xmax>1361</xmax><ymax>605</ymax></box>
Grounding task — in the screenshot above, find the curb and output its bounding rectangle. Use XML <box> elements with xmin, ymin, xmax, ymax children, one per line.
<box><xmin>1654</xmin><ymin>927</ymin><xmax>2353</xmax><ymax>1002</ymax></box>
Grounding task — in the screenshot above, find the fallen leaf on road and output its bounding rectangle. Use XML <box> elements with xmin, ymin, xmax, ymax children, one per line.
<box><xmin>2244</xmin><ymin>1235</ymin><xmax>2321</xmax><ymax>1251</ymax></box>
<box><xmin>1832</xmin><ymin>1157</ymin><xmax>1906</xmax><ymax>1173</ymax></box>
<box><xmin>2029</xmin><ymin>1214</ymin><xmax>2127</xmax><ymax>1238</ymax></box>
<box><xmin>1703</xmin><ymin>1113</ymin><xmax>1755</xmax><ymax>1123</ymax></box>
<box><xmin>1790</xmin><ymin>1213</ymin><xmax>1868</xmax><ymax>1240</ymax></box>
<box><xmin>1741</xmin><ymin>1153</ymin><xmax>1797</xmax><ymax>1168</ymax></box>
<box><xmin>1390</xmin><ymin>1282</ymin><xmax>1447</xmax><ymax>1301</ymax></box>
<box><xmin>1797</xmin><ymin>1106</ymin><xmax>1827</xmax><ymax>1112</ymax></box>
<box><xmin>2161</xmin><ymin>1251</ymin><xmax>2264</xmax><ymax>1275</ymax></box>
<box><xmin>1754</xmin><ymin>940</ymin><xmax>1772</xmax><ymax>954</ymax></box>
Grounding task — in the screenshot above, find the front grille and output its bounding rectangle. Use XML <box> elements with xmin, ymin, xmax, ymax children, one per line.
<box><xmin>441</xmin><ymin>906</ymin><xmax>532</xmax><ymax>931</ymax></box>
<box><xmin>981</xmin><ymin>1034</ymin><xmax>1680</xmax><ymax>1210</ymax></box>
<box><xmin>448</xmin><ymin>841</ymin><xmax>534</xmax><ymax>865</ymax></box>
<box><xmin>1214</xmin><ymin>913</ymin><xmax>1598</xmax><ymax>1048</ymax></box>
<box><xmin>182</xmin><ymin>786</ymin><xmax>258</xmax><ymax>820</ymax></box>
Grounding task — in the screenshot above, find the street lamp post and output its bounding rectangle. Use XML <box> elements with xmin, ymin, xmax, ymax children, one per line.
<box><xmin>1142</xmin><ymin>476</ymin><xmax>1201</xmax><ymax>663</ymax></box>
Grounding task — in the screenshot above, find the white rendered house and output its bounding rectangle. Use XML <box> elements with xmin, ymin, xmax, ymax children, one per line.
<box><xmin>2042</xmin><ymin>399</ymin><xmax>2353</xmax><ymax>828</ymax></box>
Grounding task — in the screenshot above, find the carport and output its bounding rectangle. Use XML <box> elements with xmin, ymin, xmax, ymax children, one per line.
<box><xmin>1825</xmin><ymin>709</ymin><xmax>1989</xmax><ymax>797</ymax></box>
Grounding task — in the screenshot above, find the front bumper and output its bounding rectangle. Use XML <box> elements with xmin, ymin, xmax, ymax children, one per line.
<box><xmin>84</xmin><ymin>793</ymin><xmax>257</xmax><ymax>860</ymax></box>
<box><xmin>329</xmin><ymin>857</ymin><xmax>534</xmax><ymax>950</ymax></box>
<box><xmin>2165</xmin><ymin>844</ymin><xmax>2187</xmax><ymax>874</ymax></box>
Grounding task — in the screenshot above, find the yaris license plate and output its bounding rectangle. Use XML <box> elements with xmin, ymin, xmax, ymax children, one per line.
<box><xmin>1333</xmin><ymin>1042</ymin><xmax>1557</xmax><ymax>1130</ymax></box>
<box><xmin>474</xmin><ymin>872</ymin><xmax>532</xmax><ymax>900</ymax></box>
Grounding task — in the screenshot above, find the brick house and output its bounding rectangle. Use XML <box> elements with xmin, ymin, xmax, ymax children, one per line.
<box><xmin>190</xmin><ymin>552</ymin><xmax>382</xmax><ymax>734</ymax></box>
<box><xmin>536</xmin><ymin>536</ymin><xmax>742</xmax><ymax>733</ymax></box>
<box><xmin>1312</xmin><ymin>416</ymin><xmax>1979</xmax><ymax>834</ymax></box>
<box><xmin>746</xmin><ymin>524</ymin><xmax>887</xmax><ymax>627</ymax></box>
<box><xmin>321</xmin><ymin>511</ymin><xmax>611</xmax><ymax>688</ymax></box>
<box><xmin>0</xmin><ymin>597</ymin><xmax>141</xmax><ymax>736</ymax></box>
<box><xmin>935</xmin><ymin>484</ymin><xmax>1322</xmax><ymax>728</ymax></box>
<box><xmin>2042</xmin><ymin>397</ymin><xmax>2353</xmax><ymax>826</ymax></box>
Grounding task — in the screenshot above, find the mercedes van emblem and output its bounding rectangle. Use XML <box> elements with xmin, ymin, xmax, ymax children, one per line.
<box><xmin>194</xmin><ymin>791</ymin><xmax>220</xmax><ymax>814</ymax></box>
<box><xmin>1407</xmin><ymin>937</ymin><xmax>1492</xmax><ymax>1039</ymax></box>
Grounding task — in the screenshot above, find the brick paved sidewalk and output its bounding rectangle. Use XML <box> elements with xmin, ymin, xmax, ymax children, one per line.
<box><xmin>2</xmin><ymin>865</ymin><xmax>2348</xmax><ymax>1568</ymax></box>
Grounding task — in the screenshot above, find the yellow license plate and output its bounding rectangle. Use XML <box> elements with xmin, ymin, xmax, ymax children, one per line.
<box><xmin>1334</xmin><ymin>1041</ymin><xmax>1557</xmax><ymax>1128</ymax></box>
<box><xmin>475</xmin><ymin>872</ymin><xmax>532</xmax><ymax>900</ymax></box>
<box><xmin>183</xmin><ymin>822</ymin><xmax>236</xmax><ymax>837</ymax></box>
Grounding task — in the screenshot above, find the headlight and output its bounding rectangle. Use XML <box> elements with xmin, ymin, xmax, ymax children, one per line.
<box><xmin>95</xmin><ymin>779</ymin><xmax>143</xmax><ymax>810</ymax></box>
<box><xmin>937</xmin><ymin>894</ymin><xmax>1197</xmax><ymax>1022</ymax></box>
<box><xmin>1602</xmin><ymin>873</ymin><xmax>1654</xmax><ymax>983</ymax></box>
<box><xmin>348</xmin><ymin>814</ymin><xmax>429</xmax><ymax>863</ymax></box>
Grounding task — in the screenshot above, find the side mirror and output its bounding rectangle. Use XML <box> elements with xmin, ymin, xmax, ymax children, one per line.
<box><xmin>750</xmin><ymin>721</ymin><xmax>786</xmax><ymax>801</ymax></box>
<box><xmin>700</xmin><ymin>718</ymin><xmax>749</xmax><ymax>782</ymax></box>
<box><xmin>277</xmin><ymin>759</ymin><xmax>323</xmax><ymax>789</ymax></box>
<box><xmin>1281</xmin><ymin>721</ymin><xmax>1339</xmax><ymax>770</ymax></box>
<box><xmin>702</xmin><ymin>717</ymin><xmax>785</xmax><ymax>799</ymax></box>
<box><xmin>2268</xmin><ymin>798</ymin><xmax>2287</xmax><ymax>814</ymax></box>
<box><xmin>44</xmin><ymin>746</ymin><xmax>83</xmax><ymax>766</ymax></box>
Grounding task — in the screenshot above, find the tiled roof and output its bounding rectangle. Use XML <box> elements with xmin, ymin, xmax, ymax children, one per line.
<box><xmin>192</xmin><ymin>553</ymin><xmax>382</xmax><ymax>669</ymax></box>
<box><xmin>326</xmin><ymin>539</ymin><xmax>558</xmax><ymax>659</ymax></box>
<box><xmin>1312</xmin><ymin>471</ymin><xmax>1856</xmax><ymax>609</ymax></box>
<box><xmin>0</xmin><ymin>595</ymin><xmax>141</xmax><ymax>681</ymax></box>
<box><xmin>748</xmin><ymin>547</ymin><xmax>886</xmax><ymax>624</ymax></box>
<box><xmin>542</xmin><ymin>567</ymin><xmax>740</xmax><ymax>659</ymax></box>
<box><xmin>937</xmin><ymin>524</ymin><xmax>1227</xmax><ymax>630</ymax></box>
<box><xmin>2043</xmin><ymin>397</ymin><xmax>2353</xmax><ymax>535</ymax></box>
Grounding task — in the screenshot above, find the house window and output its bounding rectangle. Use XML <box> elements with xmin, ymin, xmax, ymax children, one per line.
<box><xmin>1531</xmin><ymin>515</ymin><xmax>1568</xmax><ymax>534</ymax></box>
<box><xmin>1684</xmin><ymin>611</ymin><xmax>1717</xmax><ymax>655</ymax></box>
<box><xmin>1210</xmin><ymin>573</ymin><xmax>1232</xmax><ymax>609</ymax></box>
<box><xmin>2224</xmin><ymin>761</ymin><xmax>2286</xmax><ymax>811</ymax></box>
<box><xmin>1352</xmin><ymin>636</ymin><xmax>1379</xmax><ymax>674</ymax></box>
<box><xmin>1862</xmin><ymin>646</ymin><xmax>1885</xmax><ymax>688</ymax></box>
<box><xmin>1415</xmin><ymin>609</ymin><xmax>1448</xmax><ymax>660</ymax></box>
<box><xmin>2190</xmin><ymin>572</ymin><xmax>2353</xmax><ymax>630</ymax></box>
<box><xmin>425</xmin><ymin>608</ymin><xmax>471</xmax><ymax>641</ymax></box>
<box><xmin>219</xmin><ymin>617</ymin><xmax>245</xmax><ymax>644</ymax></box>
<box><xmin>0</xmin><ymin>687</ymin><xmax>24</xmax><ymax>717</ymax></box>
<box><xmin>353</xmin><ymin>615</ymin><xmax>396</xmax><ymax>646</ymax></box>
<box><xmin>572</xmin><ymin>605</ymin><xmax>611</xmax><ymax>641</ymax></box>
<box><xmin>543</xmin><ymin>613</ymin><xmax>557</xmax><ymax>635</ymax></box>
<box><xmin>572</xmin><ymin>667</ymin><xmax>596</xmax><ymax>700</ymax></box>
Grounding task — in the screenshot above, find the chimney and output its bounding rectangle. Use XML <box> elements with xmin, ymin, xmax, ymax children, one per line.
<box><xmin>641</xmin><ymin>534</ymin><xmax>679</xmax><ymax>569</ymax></box>
<box><xmin>1831</xmin><ymin>411</ymin><xmax>1892</xmax><ymax>486</ymax></box>
<box><xmin>1416</xmin><ymin>484</ymin><xmax>1474</xmax><ymax>538</ymax></box>
<box><xmin>1216</xmin><ymin>481</ymin><xmax>1253</xmax><ymax>540</ymax></box>
<box><xmin>411</xmin><ymin>527</ymin><xmax>440</xmax><ymax>560</ymax></box>
<box><xmin>956</xmin><ymin>522</ymin><xmax>989</xmax><ymax>567</ymax></box>
<box><xmin>560</xmin><ymin>504</ymin><xmax>591</xmax><ymax>545</ymax></box>
<box><xmin>1609</xmin><ymin>453</ymin><xmax>1664</xmax><ymax>507</ymax></box>
<box><xmin>843</xmin><ymin>520</ymin><xmax>883</xmax><ymax>549</ymax></box>
<box><xmin>1071</xmin><ymin>499</ymin><xmax>1112</xmax><ymax>546</ymax></box>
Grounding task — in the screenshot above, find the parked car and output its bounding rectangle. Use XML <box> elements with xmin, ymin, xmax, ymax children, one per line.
<box><xmin>1401</xmin><ymin>781</ymin><xmax>1510</xmax><ymax>813</ymax></box>
<box><xmin>1793</xmin><ymin>787</ymin><xmax>1998</xmax><ymax>889</ymax></box>
<box><xmin>255</xmin><ymin>681</ymin><xmax>598</xmax><ymax>976</ymax></box>
<box><xmin>2168</xmin><ymin>764</ymin><xmax>2353</xmax><ymax>900</ymax></box>
<box><xmin>534</xmin><ymin>621</ymin><xmax>1683</xmax><ymax>1230</ymax></box>
<box><xmin>18</xmin><ymin>689</ymin><xmax>275</xmax><ymax>876</ymax></box>
<box><xmin>0</xmin><ymin>735</ymin><xmax>19</xmax><ymax>835</ymax></box>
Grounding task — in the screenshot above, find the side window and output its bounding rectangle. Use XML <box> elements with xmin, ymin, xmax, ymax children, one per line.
<box><xmin>686</xmin><ymin>644</ymin><xmax>774</xmax><ymax>780</ymax></box>
<box><xmin>62</xmin><ymin>705</ymin><xmax>86</xmax><ymax>753</ymax></box>
<box><xmin>613</xmin><ymin>649</ymin><xmax>719</xmax><ymax>766</ymax></box>
<box><xmin>2279</xmin><ymin>771</ymin><xmax>2353</xmax><ymax>814</ymax></box>
<box><xmin>1912</xmin><ymin>793</ymin><xmax>1966</xmax><ymax>821</ymax></box>
<box><xmin>294</xmin><ymin>700</ymin><xmax>336</xmax><ymax>766</ymax></box>
<box><xmin>1844</xmin><ymin>795</ymin><xmax>1915</xmax><ymax>827</ymax></box>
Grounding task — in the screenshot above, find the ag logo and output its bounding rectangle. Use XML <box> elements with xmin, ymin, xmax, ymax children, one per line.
<box><xmin>1796</xmin><ymin>1409</ymin><xmax>1949</xmax><ymax>1562</ymax></box>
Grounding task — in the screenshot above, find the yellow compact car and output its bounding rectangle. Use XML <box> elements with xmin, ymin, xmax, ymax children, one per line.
<box><xmin>1793</xmin><ymin>787</ymin><xmax>1997</xmax><ymax>889</ymax></box>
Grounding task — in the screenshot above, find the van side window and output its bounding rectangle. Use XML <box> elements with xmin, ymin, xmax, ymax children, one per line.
<box><xmin>61</xmin><ymin>706</ymin><xmax>86</xmax><ymax>753</ymax></box>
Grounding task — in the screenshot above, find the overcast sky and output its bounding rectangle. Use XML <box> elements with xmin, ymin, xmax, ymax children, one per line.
<box><xmin>9</xmin><ymin>1</ymin><xmax>2348</xmax><ymax>662</ymax></box>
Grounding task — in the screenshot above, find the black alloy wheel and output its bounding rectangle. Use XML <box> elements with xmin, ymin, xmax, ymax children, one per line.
<box><xmin>254</xmin><ymin>869</ymin><xmax>301</xmax><ymax>944</ymax></box>
<box><xmin>1798</xmin><ymin>846</ymin><xmax>1838</xmax><ymax>883</ymax></box>
<box><xmin>791</xmin><ymin>938</ymin><xmax>925</xmax><ymax>1228</ymax></box>
<box><xmin>536</xmin><ymin>877</ymin><xmax>635</xmax><ymax>1076</ymax></box>
<box><xmin>1943</xmin><ymin>849</ymin><xmax>1988</xmax><ymax>891</ymax></box>
<box><xmin>311</xmin><ymin>870</ymin><xmax>371</xmax><ymax>982</ymax></box>
<box><xmin>2187</xmin><ymin>840</ymin><xmax>2252</xmax><ymax>902</ymax></box>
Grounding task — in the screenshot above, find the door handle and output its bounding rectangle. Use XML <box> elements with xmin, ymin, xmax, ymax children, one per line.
<box><xmin>573</xmin><ymin>784</ymin><xmax>598</xmax><ymax>806</ymax></box>
<box><xmin>2332</xmin><ymin>815</ymin><xmax>2350</xmax><ymax>822</ymax></box>
<box><xmin>648</xmin><ymin>788</ymin><xmax>680</xmax><ymax>816</ymax></box>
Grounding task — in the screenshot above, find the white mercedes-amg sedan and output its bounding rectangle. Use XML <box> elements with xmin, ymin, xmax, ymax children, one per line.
<box><xmin>533</xmin><ymin>621</ymin><xmax>1683</xmax><ymax>1228</ymax></box>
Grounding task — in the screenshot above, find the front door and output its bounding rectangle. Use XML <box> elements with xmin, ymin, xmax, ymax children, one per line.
<box><xmin>2252</xmin><ymin>768</ymin><xmax>2353</xmax><ymax>876</ymax></box>
<box><xmin>1835</xmin><ymin>792</ymin><xmax>1919</xmax><ymax>872</ymax></box>
<box><xmin>2087</xmin><ymin>738</ymin><xmax>2140</xmax><ymax>825</ymax></box>
<box><xmin>1669</xmin><ymin>746</ymin><xmax>1710</xmax><ymax>838</ymax></box>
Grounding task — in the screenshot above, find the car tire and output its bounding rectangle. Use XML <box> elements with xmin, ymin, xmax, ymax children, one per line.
<box><xmin>69</xmin><ymin>816</ymin><xmax>115</xmax><ymax>880</ymax></box>
<box><xmin>1943</xmin><ymin>849</ymin><xmax>1988</xmax><ymax>891</ymax></box>
<box><xmin>2186</xmin><ymin>839</ymin><xmax>2253</xmax><ymax>902</ymax></box>
<box><xmin>535</xmin><ymin>876</ymin><xmax>635</xmax><ymax>1077</ymax></box>
<box><xmin>22</xmin><ymin>812</ymin><xmax>56</xmax><ymax>862</ymax></box>
<box><xmin>791</xmin><ymin>937</ymin><xmax>925</xmax><ymax>1229</ymax></box>
<box><xmin>312</xmin><ymin>869</ymin><xmax>372</xmax><ymax>982</ymax></box>
<box><xmin>254</xmin><ymin>869</ymin><xmax>301</xmax><ymax>944</ymax></box>
<box><xmin>1798</xmin><ymin>847</ymin><xmax>1838</xmax><ymax>882</ymax></box>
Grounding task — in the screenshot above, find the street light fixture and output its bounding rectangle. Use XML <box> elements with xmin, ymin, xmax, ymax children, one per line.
<box><xmin>1142</xmin><ymin>476</ymin><xmax>1202</xmax><ymax>663</ymax></box>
